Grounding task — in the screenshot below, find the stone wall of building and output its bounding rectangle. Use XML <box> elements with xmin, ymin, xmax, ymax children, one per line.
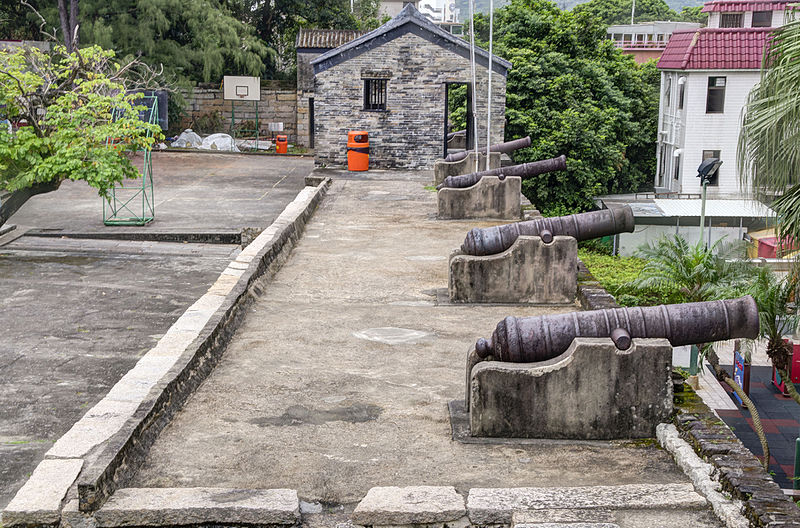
<box><xmin>296</xmin><ymin>51</ymin><xmax>320</xmax><ymax>148</ymax></box>
<box><xmin>180</xmin><ymin>81</ymin><xmax>298</xmax><ymax>142</ymax></box>
<box><xmin>314</xmin><ymin>32</ymin><xmax>506</xmax><ymax>169</ymax></box>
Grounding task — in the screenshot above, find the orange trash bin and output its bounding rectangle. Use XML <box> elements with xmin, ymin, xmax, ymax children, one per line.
<box><xmin>347</xmin><ymin>131</ymin><xmax>369</xmax><ymax>171</ymax></box>
<box><xmin>276</xmin><ymin>135</ymin><xmax>288</xmax><ymax>154</ymax></box>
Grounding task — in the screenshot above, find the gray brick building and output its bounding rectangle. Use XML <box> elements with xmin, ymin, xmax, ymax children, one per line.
<box><xmin>311</xmin><ymin>4</ymin><xmax>510</xmax><ymax>169</ymax></box>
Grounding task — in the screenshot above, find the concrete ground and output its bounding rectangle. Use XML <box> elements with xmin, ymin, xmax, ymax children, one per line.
<box><xmin>0</xmin><ymin>153</ymin><xmax>313</xmax><ymax>509</ymax></box>
<box><xmin>132</xmin><ymin>170</ymin><xmax>723</xmax><ymax>527</ymax></box>
<box><xmin>9</xmin><ymin>152</ymin><xmax>311</xmax><ymax>235</ymax></box>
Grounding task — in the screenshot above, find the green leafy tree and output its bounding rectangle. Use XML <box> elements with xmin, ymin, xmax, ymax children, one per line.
<box><xmin>738</xmin><ymin>19</ymin><xmax>800</xmax><ymax>244</ymax></box>
<box><xmin>471</xmin><ymin>0</ymin><xmax>659</xmax><ymax>215</ymax></box>
<box><xmin>573</xmin><ymin>0</ymin><xmax>676</xmax><ymax>25</ymax></box>
<box><xmin>0</xmin><ymin>45</ymin><xmax>162</xmax><ymax>228</ymax></box>
<box><xmin>678</xmin><ymin>6</ymin><xmax>707</xmax><ymax>24</ymax></box>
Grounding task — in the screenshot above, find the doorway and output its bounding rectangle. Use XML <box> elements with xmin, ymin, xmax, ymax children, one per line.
<box><xmin>443</xmin><ymin>82</ymin><xmax>473</xmax><ymax>158</ymax></box>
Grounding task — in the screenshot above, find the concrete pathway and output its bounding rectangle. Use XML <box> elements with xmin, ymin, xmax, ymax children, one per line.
<box><xmin>128</xmin><ymin>170</ymin><xmax>724</xmax><ymax>527</ymax></box>
<box><xmin>0</xmin><ymin>154</ymin><xmax>313</xmax><ymax>510</ymax></box>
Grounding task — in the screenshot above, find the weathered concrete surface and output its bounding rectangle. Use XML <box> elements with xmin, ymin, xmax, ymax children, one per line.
<box><xmin>433</xmin><ymin>152</ymin><xmax>501</xmax><ymax>187</ymax></box>
<box><xmin>437</xmin><ymin>176</ymin><xmax>522</xmax><ymax>220</ymax></box>
<box><xmin>2</xmin><ymin>458</ymin><xmax>83</xmax><ymax>527</ymax></box>
<box><xmin>352</xmin><ymin>486</ymin><xmax>465</xmax><ymax>525</ymax></box>
<box><xmin>449</xmin><ymin>236</ymin><xmax>576</xmax><ymax>304</ymax></box>
<box><xmin>132</xmin><ymin>171</ymin><xmax>704</xmax><ymax>517</ymax></box>
<box><xmin>94</xmin><ymin>488</ymin><xmax>299</xmax><ymax>526</ymax></box>
<box><xmin>467</xmin><ymin>483</ymin><xmax>706</xmax><ymax>524</ymax></box>
<box><xmin>0</xmin><ymin>154</ymin><xmax>313</xmax><ymax>510</ymax></box>
<box><xmin>512</xmin><ymin>510</ymin><xmax>725</xmax><ymax>528</ymax></box>
<box><xmin>9</xmin><ymin>152</ymin><xmax>311</xmax><ymax>234</ymax></box>
<box><xmin>469</xmin><ymin>339</ymin><xmax>673</xmax><ymax>439</ymax></box>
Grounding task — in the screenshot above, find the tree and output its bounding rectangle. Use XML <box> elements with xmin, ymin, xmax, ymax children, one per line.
<box><xmin>573</xmin><ymin>0</ymin><xmax>676</xmax><ymax>25</ymax></box>
<box><xmin>0</xmin><ymin>44</ymin><xmax>162</xmax><ymax>228</ymax></box>
<box><xmin>471</xmin><ymin>0</ymin><xmax>660</xmax><ymax>215</ymax></box>
<box><xmin>738</xmin><ymin>19</ymin><xmax>800</xmax><ymax>244</ymax></box>
<box><xmin>57</xmin><ymin>0</ymin><xmax>79</xmax><ymax>51</ymax></box>
<box><xmin>626</xmin><ymin>235</ymin><xmax>770</xmax><ymax>468</ymax></box>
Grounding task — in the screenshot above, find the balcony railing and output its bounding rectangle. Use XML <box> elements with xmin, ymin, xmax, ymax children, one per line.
<box><xmin>611</xmin><ymin>39</ymin><xmax>670</xmax><ymax>49</ymax></box>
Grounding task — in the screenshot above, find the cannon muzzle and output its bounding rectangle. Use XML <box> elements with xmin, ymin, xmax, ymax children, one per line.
<box><xmin>475</xmin><ymin>296</ymin><xmax>760</xmax><ymax>362</ymax></box>
<box><xmin>437</xmin><ymin>155</ymin><xmax>566</xmax><ymax>190</ymax></box>
<box><xmin>444</xmin><ymin>136</ymin><xmax>532</xmax><ymax>163</ymax></box>
<box><xmin>461</xmin><ymin>205</ymin><xmax>634</xmax><ymax>256</ymax></box>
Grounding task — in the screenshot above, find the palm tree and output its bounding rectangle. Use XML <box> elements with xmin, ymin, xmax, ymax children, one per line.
<box><xmin>627</xmin><ymin>235</ymin><xmax>771</xmax><ymax>468</ymax></box>
<box><xmin>738</xmin><ymin>18</ymin><xmax>800</xmax><ymax>243</ymax></box>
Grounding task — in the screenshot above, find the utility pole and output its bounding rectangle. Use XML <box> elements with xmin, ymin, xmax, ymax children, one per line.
<box><xmin>631</xmin><ymin>0</ymin><xmax>635</xmax><ymax>24</ymax></box>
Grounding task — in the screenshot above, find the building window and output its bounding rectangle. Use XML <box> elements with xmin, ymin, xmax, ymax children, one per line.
<box><xmin>752</xmin><ymin>10</ymin><xmax>772</xmax><ymax>27</ymax></box>
<box><xmin>702</xmin><ymin>150</ymin><xmax>721</xmax><ymax>185</ymax></box>
<box><xmin>720</xmin><ymin>13</ymin><xmax>744</xmax><ymax>27</ymax></box>
<box><xmin>363</xmin><ymin>79</ymin><xmax>387</xmax><ymax>111</ymax></box>
<box><xmin>674</xmin><ymin>154</ymin><xmax>681</xmax><ymax>180</ymax></box>
<box><xmin>664</xmin><ymin>76</ymin><xmax>672</xmax><ymax>107</ymax></box>
<box><xmin>678</xmin><ymin>79</ymin><xmax>686</xmax><ymax>110</ymax></box>
<box><xmin>706</xmin><ymin>76</ymin><xmax>726</xmax><ymax>113</ymax></box>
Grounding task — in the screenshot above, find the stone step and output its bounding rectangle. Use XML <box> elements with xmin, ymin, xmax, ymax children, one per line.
<box><xmin>468</xmin><ymin>483</ymin><xmax>707</xmax><ymax>524</ymax></box>
<box><xmin>352</xmin><ymin>486</ymin><xmax>466</xmax><ymax>526</ymax></box>
<box><xmin>93</xmin><ymin>488</ymin><xmax>299</xmax><ymax>527</ymax></box>
<box><xmin>515</xmin><ymin>524</ymin><xmax>619</xmax><ymax>528</ymax></box>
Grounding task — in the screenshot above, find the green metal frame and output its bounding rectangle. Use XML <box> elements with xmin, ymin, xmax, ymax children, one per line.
<box><xmin>230</xmin><ymin>100</ymin><xmax>260</xmax><ymax>149</ymax></box>
<box><xmin>103</xmin><ymin>96</ymin><xmax>158</xmax><ymax>226</ymax></box>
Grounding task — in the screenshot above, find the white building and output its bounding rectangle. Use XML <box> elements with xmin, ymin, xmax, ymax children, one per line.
<box><xmin>606</xmin><ymin>21</ymin><xmax>701</xmax><ymax>64</ymax></box>
<box><xmin>655</xmin><ymin>0</ymin><xmax>793</xmax><ymax>197</ymax></box>
<box><xmin>597</xmin><ymin>0</ymin><xmax>794</xmax><ymax>255</ymax></box>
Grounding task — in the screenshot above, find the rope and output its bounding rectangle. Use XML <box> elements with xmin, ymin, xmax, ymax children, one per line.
<box><xmin>486</xmin><ymin>0</ymin><xmax>494</xmax><ymax>160</ymax></box>
<box><xmin>468</xmin><ymin>0</ymin><xmax>479</xmax><ymax>173</ymax></box>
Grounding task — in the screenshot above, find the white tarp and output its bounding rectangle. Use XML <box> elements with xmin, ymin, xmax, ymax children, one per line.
<box><xmin>199</xmin><ymin>133</ymin><xmax>239</xmax><ymax>152</ymax></box>
<box><xmin>171</xmin><ymin>129</ymin><xmax>202</xmax><ymax>148</ymax></box>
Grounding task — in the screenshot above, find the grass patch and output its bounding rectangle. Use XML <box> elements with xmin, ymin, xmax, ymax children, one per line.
<box><xmin>578</xmin><ymin>249</ymin><xmax>678</xmax><ymax>307</ymax></box>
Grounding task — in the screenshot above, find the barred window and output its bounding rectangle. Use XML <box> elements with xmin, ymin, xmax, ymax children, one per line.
<box><xmin>364</xmin><ymin>79</ymin><xmax>387</xmax><ymax>111</ymax></box>
<box><xmin>752</xmin><ymin>10</ymin><xmax>772</xmax><ymax>27</ymax></box>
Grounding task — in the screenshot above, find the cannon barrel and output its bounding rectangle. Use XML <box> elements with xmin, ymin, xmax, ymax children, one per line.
<box><xmin>444</xmin><ymin>136</ymin><xmax>532</xmax><ymax>163</ymax></box>
<box><xmin>475</xmin><ymin>296</ymin><xmax>760</xmax><ymax>362</ymax></box>
<box><xmin>461</xmin><ymin>205</ymin><xmax>634</xmax><ymax>256</ymax></box>
<box><xmin>437</xmin><ymin>155</ymin><xmax>566</xmax><ymax>190</ymax></box>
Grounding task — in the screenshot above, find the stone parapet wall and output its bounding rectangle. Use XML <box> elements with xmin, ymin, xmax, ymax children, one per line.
<box><xmin>179</xmin><ymin>82</ymin><xmax>298</xmax><ymax>142</ymax></box>
<box><xmin>314</xmin><ymin>32</ymin><xmax>506</xmax><ymax>169</ymax></box>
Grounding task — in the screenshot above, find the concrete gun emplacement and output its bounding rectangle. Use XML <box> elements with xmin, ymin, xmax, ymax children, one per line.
<box><xmin>475</xmin><ymin>296</ymin><xmax>761</xmax><ymax>363</ymax></box>
<box><xmin>436</xmin><ymin>155</ymin><xmax>567</xmax><ymax>190</ymax></box>
<box><xmin>460</xmin><ymin>205</ymin><xmax>635</xmax><ymax>256</ymax></box>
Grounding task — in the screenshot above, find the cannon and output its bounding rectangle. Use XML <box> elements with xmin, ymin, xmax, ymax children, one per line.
<box><xmin>436</xmin><ymin>155</ymin><xmax>566</xmax><ymax>190</ymax></box>
<box><xmin>475</xmin><ymin>296</ymin><xmax>760</xmax><ymax>362</ymax></box>
<box><xmin>444</xmin><ymin>136</ymin><xmax>532</xmax><ymax>163</ymax></box>
<box><xmin>461</xmin><ymin>205</ymin><xmax>634</xmax><ymax>256</ymax></box>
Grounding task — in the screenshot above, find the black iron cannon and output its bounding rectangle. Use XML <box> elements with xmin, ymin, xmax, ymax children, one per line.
<box><xmin>461</xmin><ymin>205</ymin><xmax>634</xmax><ymax>256</ymax></box>
<box><xmin>444</xmin><ymin>136</ymin><xmax>533</xmax><ymax>163</ymax></box>
<box><xmin>475</xmin><ymin>296</ymin><xmax>760</xmax><ymax>362</ymax></box>
<box><xmin>437</xmin><ymin>155</ymin><xmax>566</xmax><ymax>190</ymax></box>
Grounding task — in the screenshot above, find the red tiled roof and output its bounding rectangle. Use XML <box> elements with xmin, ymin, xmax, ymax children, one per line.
<box><xmin>657</xmin><ymin>28</ymin><xmax>772</xmax><ymax>69</ymax></box>
<box><xmin>701</xmin><ymin>0</ymin><xmax>790</xmax><ymax>12</ymax></box>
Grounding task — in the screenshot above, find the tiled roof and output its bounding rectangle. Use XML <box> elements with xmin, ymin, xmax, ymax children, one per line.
<box><xmin>657</xmin><ymin>28</ymin><xmax>771</xmax><ymax>69</ymax></box>
<box><xmin>295</xmin><ymin>29</ymin><xmax>367</xmax><ymax>50</ymax></box>
<box><xmin>701</xmin><ymin>0</ymin><xmax>791</xmax><ymax>12</ymax></box>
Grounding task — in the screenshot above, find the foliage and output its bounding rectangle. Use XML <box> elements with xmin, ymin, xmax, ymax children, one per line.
<box><xmin>471</xmin><ymin>0</ymin><xmax>660</xmax><ymax>216</ymax></box>
<box><xmin>573</xmin><ymin>0</ymin><xmax>674</xmax><ymax>25</ymax></box>
<box><xmin>744</xmin><ymin>267</ymin><xmax>798</xmax><ymax>371</ymax></box>
<box><xmin>626</xmin><ymin>235</ymin><xmax>756</xmax><ymax>303</ymax></box>
<box><xmin>190</xmin><ymin>111</ymin><xmax>223</xmax><ymax>135</ymax></box>
<box><xmin>0</xmin><ymin>45</ymin><xmax>162</xmax><ymax>199</ymax></box>
<box><xmin>572</xmin><ymin>0</ymin><xmax>707</xmax><ymax>24</ymax></box>
<box><xmin>228</xmin><ymin>0</ymin><xmax>383</xmax><ymax>78</ymax></box>
<box><xmin>578</xmin><ymin>248</ymin><xmax>676</xmax><ymax>306</ymax></box>
<box><xmin>738</xmin><ymin>19</ymin><xmax>800</xmax><ymax>242</ymax></box>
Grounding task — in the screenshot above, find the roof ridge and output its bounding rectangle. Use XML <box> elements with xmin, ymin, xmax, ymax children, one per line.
<box><xmin>681</xmin><ymin>30</ymin><xmax>701</xmax><ymax>69</ymax></box>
